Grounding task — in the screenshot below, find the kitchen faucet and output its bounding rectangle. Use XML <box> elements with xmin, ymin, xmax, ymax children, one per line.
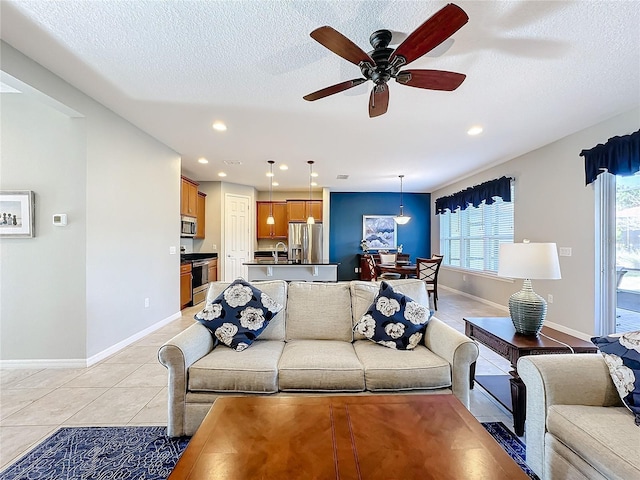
<box><xmin>273</xmin><ymin>242</ymin><xmax>287</xmax><ymax>263</ymax></box>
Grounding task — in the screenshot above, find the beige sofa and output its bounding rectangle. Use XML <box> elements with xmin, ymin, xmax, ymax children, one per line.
<box><xmin>518</xmin><ymin>354</ymin><xmax>640</xmax><ymax>480</ymax></box>
<box><xmin>159</xmin><ymin>279</ymin><xmax>479</xmax><ymax>437</ymax></box>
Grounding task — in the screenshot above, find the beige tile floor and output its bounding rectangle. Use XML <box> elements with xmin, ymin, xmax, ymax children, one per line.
<box><xmin>0</xmin><ymin>288</ymin><xmax>514</xmax><ymax>471</ymax></box>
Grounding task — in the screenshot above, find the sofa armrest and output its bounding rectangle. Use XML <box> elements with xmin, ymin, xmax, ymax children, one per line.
<box><xmin>158</xmin><ymin>322</ymin><xmax>214</xmax><ymax>437</ymax></box>
<box><xmin>424</xmin><ymin>317</ymin><xmax>479</xmax><ymax>409</ymax></box>
<box><xmin>517</xmin><ymin>353</ymin><xmax>620</xmax><ymax>477</ymax></box>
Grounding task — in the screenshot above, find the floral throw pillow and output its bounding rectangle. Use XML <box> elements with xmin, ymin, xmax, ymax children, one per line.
<box><xmin>195</xmin><ymin>278</ymin><xmax>283</xmax><ymax>352</ymax></box>
<box><xmin>591</xmin><ymin>330</ymin><xmax>640</xmax><ymax>426</ymax></box>
<box><xmin>353</xmin><ymin>281</ymin><xmax>431</xmax><ymax>350</ymax></box>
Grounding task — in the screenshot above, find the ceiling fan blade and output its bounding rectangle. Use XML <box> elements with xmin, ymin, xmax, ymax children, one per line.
<box><xmin>303</xmin><ymin>78</ymin><xmax>367</xmax><ymax>101</ymax></box>
<box><xmin>369</xmin><ymin>85</ymin><xmax>389</xmax><ymax>118</ymax></box>
<box><xmin>396</xmin><ymin>70</ymin><xmax>466</xmax><ymax>91</ymax></box>
<box><xmin>310</xmin><ymin>26</ymin><xmax>374</xmax><ymax>66</ymax></box>
<box><xmin>390</xmin><ymin>3</ymin><xmax>468</xmax><ymax>67</ymax></box>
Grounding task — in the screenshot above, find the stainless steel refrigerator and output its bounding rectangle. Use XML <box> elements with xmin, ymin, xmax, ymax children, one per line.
<box><xmin>288</xmin><ymin>223</ymin><xmax>323</xmax><ymax>263</ymax></box>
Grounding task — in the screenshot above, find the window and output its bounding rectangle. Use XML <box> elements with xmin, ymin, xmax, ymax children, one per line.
<box><xmin>439</xmin><ymin>184</ymin><xmax>514</xmax><ymax>272</ymax></box>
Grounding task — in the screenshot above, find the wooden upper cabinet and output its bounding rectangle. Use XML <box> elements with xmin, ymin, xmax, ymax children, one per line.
<box><xmin>308</xmin><ymin>200</ymin><xmax>323</xmax><ymax>222</ymax></box>
<box><xmin>181</xmin><ymin>176</ymin><xmax>198</xmax><ymax>217</ymax></box>
<box><xmin>196</xmin><ymin>192</ymin><xmax>206</xmax><ymax>239</ymax></box>
<box><xmin>257</xmin><ymin>201</ymin><xmax>287</xmax><ymax>239</ymax></box>
<box><xmin>287</xmin><ymin>200</ymin><xmax>322</xmax><ymax>222</ymax></box>
<box><xmin>272</xmin><ymin>202</ymin><xmax>288</xmax><ymax>237</ymax></box>
<box><xmin>286</xmin><ymin>200</ymin><xmax>307</xmax><ymax>222</ymax></box>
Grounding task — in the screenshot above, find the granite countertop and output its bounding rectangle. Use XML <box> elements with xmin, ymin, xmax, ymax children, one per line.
<box><xmin>181</xmin><ymin>252</ymin><xmax>218</xmax><ymax>261</ymax></box>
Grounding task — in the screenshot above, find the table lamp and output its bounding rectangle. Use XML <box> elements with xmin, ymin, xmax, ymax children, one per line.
<box><xmin>498</xmin><ymin>241</ymin><xmax>561</xmax><ymax>336</ymax></box>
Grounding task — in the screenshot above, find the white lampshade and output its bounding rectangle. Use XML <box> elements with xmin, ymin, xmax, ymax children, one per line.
<box><xmin>498</xmin><ymin>242</ymin><xmax>561</xmax><ymax>280</ymax></box>
<box><xmin>394</xmin><ymin>214</ymin><xmax>411</xmax><ymax>225</ymax></box>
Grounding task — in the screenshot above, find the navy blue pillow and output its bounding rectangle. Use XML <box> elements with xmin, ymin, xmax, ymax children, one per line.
<box><xmin>353</xmin><ymin>281</ymin><xmax>430</xmax><ymax>350</ymax></box>
<box><xmin>591</xmin><ymin>330</ymin><xmax>640</xmax><ymax>426</ymax></box>
<box><xmin>195</xmin><ymin>278</ymin><xmax>283</xmax><ymax>351</ymax></box>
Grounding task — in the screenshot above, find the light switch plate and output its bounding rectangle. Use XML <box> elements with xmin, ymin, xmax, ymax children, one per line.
<box><xmin>559</xmin><ymin>247</ymin><xmax>572</xmax><ymax>257</ymax></box>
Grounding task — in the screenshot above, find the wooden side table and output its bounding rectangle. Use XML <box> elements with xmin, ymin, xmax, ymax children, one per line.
<box><xmin>464</xmin><ymin>317</ymin><xmax>598</xmax><ymax>436</ymax></box>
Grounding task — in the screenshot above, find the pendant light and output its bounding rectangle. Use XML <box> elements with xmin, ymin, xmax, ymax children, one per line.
<box><xmin>266</xmin><ymin>160</ymin><xmax>275</xmax><ymax>225</ymax></box>
<box><xmin>307</xmin><ymin>160</ymin><xmax>315</xmax><ymax>225</ymax></box>
<box><xmin>394</xmin><ymin>174</ymin><xmax>411</xmax><ymax>225</ymax></box>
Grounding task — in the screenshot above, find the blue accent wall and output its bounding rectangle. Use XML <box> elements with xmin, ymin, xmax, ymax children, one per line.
<box><xmin>329</xmin><ymin>192</ymin><xmax>431</xmax><ymax>280</ymax></box>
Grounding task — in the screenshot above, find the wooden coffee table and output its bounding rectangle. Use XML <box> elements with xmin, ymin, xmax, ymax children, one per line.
<box><xmin>169</xmin><ymin>394</ymin><xmax>528</xmax><ymax>479</ymax></box>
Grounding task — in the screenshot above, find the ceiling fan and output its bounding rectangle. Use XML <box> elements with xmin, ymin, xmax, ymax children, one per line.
<box><xmin>303</xmin><ymin>3</ymin><xmax>469</xmax><ymax>118</ymax></box>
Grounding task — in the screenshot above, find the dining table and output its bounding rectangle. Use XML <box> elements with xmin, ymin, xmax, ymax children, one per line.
<box><xmin>377</xmin><ymin>263</ymin><xmax>418</xmax><ymax>278</ymax></box>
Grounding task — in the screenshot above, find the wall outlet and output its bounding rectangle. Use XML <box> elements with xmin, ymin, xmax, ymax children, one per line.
<box><xmin>462</xmin><ymin>274</ymin><xmax>467</xmax><ymax>282</ymax></box>
<box><xmin>547</xmin><ymin>294</ymin><xmax>553</xmax><ymax>304</ymax></box>
<box><xmin>212</xmin><ymin>244</ymin><xmax>217</xmax><ymax>251</ymax></box>
<box><xmin>169</xmin><ymin>246</ymin><xmax>177</xmax><ymax>255</ymax></box>
<box><xmin>354</xmin><ymin>267</ymin><xmax>360</xmax><ymax>273</ymax></box>
<box><xmin>144</xmin><ymin>298</ymin><xmax>150</xmax><ymax>308</ymax></box>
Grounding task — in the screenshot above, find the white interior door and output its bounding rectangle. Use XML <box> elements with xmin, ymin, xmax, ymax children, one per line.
<box><xmin>224</xmin><ymin>194</ymin><xmax>250</xmax><ymax>281</ymax></box>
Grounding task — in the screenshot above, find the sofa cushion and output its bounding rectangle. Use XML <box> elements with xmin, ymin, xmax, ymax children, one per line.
<box><xmin>188</xmin><ymin>340</ymin><xmax>285</xmax><ymax>393</ymax></box>
<box><xmin>591</xmin><ymin>330</ymin><xmax>640</xmax><ymax>425</ymax></box>
<box><xmin>206</xmin><ymin>280</ymin><xmax>287</xmax><ymax>341</ymax></box>
<box><xmin>196</xmin><ymin>278</ymin><xmax>284</xmax><ymax>351</ymax></box>
<box><xmin>278</xmin><ymin>340</ymin><xmax>365</xmax><ymax>392</ymax></box>
<box><xmin>353</xmin><ymin>281</ymin><xmax>430</xmax><ymax>350</ymax></box>
<box><xmin>353</xmin><ymin>340</ymin><xmax>451</xmax><ymax>391</ymax></box>
<box><xmin>285</xmin><ymin>282</ymin><xmax>353</xmax><ymax>341</ymax></box>
<box><xmin>547</xmin><ymin>404</ymin><xmax>640</xmax><ymax>480</ymax></box>
<box><xmin>350</xmin><ymin>279</ymin><xmax>432</xmax><ymax>341</ymax></box>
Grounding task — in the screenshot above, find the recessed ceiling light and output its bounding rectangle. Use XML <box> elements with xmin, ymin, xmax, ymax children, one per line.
<box><xmin>198</xmin><ymin>157</ymin><xmax>208</xmax><ymax>164</ymax></box>
<box><xmin>467</xmin><ymin>125</ymin><xmax>483</xmax><ymax>136</ymax></box>
<box><xmin>310</xmin><ymin>181</ymin><xmax>318</xmax><ymax>187</ymax></box>
<box><xmin>279</xmin><ymin>164</ymin><xmax>288</xmax><ymax>170</ymax></box>
<box><xmin>223</xmin><ymin>160</ymin><xmax>242</xmax><ymax>165</ymax></box>
<box><xmin>266</xmin><ymin>171</ymin><xmax>274</xmax><ymax>177</ymax></box>
<box><xmin>272</xmin><ymin>181</ymin><xmax>279</xmax><ymax>186</ymax></box>
<box><xmin>310</xmin><ymin>172</ymin><xmax>319</xmax><ymax>178</ymax></box>
<box><xmin>212</xmin><ymin>121</ymin><xmax>227</xmax><ymax>132</ymax></box>
<box><xmin>218</xmin><ymin>172</ymin><xmax>227</xmax><ymax>177</ymax></box>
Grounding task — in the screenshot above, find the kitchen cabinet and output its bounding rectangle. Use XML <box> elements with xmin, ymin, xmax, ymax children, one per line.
<box><xmin>180</xmin><ymin>263</ymin><xmax>192</xmax><ymax>309</ymax></box>
<box><xmin>181</xmin><ymin>176</ymin><xmax>198</xmax><ymax>217</ymax></box>
<box><xmin>287</xmin><ymin>200</ymin><xmax>323</xmax><ymax>222</ymax></box>
<box><xmin>208</xmin><ymin>258</ymin><xmax>218</xmax><ymax>283</ymax></box>
<box><xmin>196</xmin><ymin>192</ymin><xmax>206</xmax><ymax>239</ymax></box>
<box><xmin>256</xmin><ymin>201</ymin><xmax>287</xmax><ymax>239</ymax></box>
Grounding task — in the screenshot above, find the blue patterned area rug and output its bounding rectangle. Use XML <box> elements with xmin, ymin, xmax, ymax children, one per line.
<box><xmin>482</xmin><ymin>421</ymin><xmax>539</xmax><ymax>479</ymax></box>
<box><xmin>1</xmin><ymin>423</ymin><xmax>536</xmax><ymax>479</ymax></box>
<box><xmin>0</xmin><ymin>426</ymin><xmax>189</xmax><ymax>480</ymax></box>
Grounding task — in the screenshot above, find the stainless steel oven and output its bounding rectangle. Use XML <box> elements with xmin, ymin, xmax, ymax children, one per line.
<box><xmin>191</xmin><ymin>260</ymin><xmax>209</xmax><ymax>305</ymax></box>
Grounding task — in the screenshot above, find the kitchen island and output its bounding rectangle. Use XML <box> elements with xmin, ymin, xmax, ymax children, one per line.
<box><xmin>244</xmin><ymin>261</ymin><xmax>339</xmax><ymax>282</ymax></box>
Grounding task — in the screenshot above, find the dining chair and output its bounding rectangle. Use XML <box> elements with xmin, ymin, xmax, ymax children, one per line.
<box><xmin>379</xmin><ymin>253</ymin><xmax>397</xmax><ymax>265</ymax></box>
<box><xmin>362</xmin><ymin>254</ymin><xmax>378</xmax><ymax>281</ymax></box>
<box><xmin>416</xmin><ymin>257</ymin><xmax>443</xmax><ymax>309</ymax></box>
<box><xmin>374</xmin><ymin>253</ymin><xmax>401</xmax><ymax>280</ymax></box>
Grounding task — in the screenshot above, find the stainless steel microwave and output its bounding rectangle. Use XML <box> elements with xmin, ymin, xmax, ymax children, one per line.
<box><xmin>181</xmin><ymin>216</ymin><xmax>196</xmax><ymax>237</ymax></box>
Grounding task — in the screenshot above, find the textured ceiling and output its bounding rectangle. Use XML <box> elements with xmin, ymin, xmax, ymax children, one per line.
<box><xmin>1</xmin><ymin>1</ymin><xmax>639</xmax><ymax>192</ymax></box>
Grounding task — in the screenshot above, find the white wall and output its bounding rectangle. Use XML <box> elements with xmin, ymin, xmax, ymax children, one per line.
<box><xmin>1</xmin><ymin>93</ymin><xmax>87</xmax><ymax>361</ymax></box>
<box><xmin>431</xmin><ymin>108</ymin><xmax>640</xmax><ymax>337</ymax></box>
<box><xmin>1</xmin><ymin>41</ymin><xmax>181</xmax><ymax>364</ymax></box>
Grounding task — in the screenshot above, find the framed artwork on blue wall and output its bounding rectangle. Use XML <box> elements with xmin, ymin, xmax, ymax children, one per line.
<box><xmin>363</xmin><ymin>215</ymin><xmax>397</xmax><ymax>250</ymax></box>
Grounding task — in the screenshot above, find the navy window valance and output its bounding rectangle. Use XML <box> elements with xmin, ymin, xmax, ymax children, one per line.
<box><xmin>435</xmin><ymin>176</ymin><xmax>512</xmax><ymax>215</ymax></box>
<box><xmin>581</xmin><ymin>130</ymin><xmax>640</xmax><ymax>185</ymax></box>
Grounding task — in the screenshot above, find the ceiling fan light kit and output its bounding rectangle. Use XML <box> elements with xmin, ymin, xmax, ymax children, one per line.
<box><xmin>303</xmin><ymin>3</ymin><xmax>469</xmax><ymax>118</ymax></box>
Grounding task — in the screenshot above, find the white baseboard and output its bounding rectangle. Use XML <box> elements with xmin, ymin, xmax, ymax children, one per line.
<box><xmin>440</xmin><ymin>285</ymin><xmax>593</xmax><ymax>341</ymax></box>
<box><xmin>440</xmin><ymin>285</ymin><xmax>509</xmax><ymax>313</ymax></box>
<box><xmin>0</xmin><ymin>311</ymin><xmax>182</xmax><ymax>369</ymax></box>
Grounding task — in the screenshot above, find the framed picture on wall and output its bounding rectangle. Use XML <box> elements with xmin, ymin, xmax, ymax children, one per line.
<box><xmin>0</xmin><ymin>191</ymin><xmax>35</xmax><ymax>238</ymax></box>
<box><xmin>362</xmin><ymin>215</ymin><xmax>397</xmax><ymax>250</ymax></box>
